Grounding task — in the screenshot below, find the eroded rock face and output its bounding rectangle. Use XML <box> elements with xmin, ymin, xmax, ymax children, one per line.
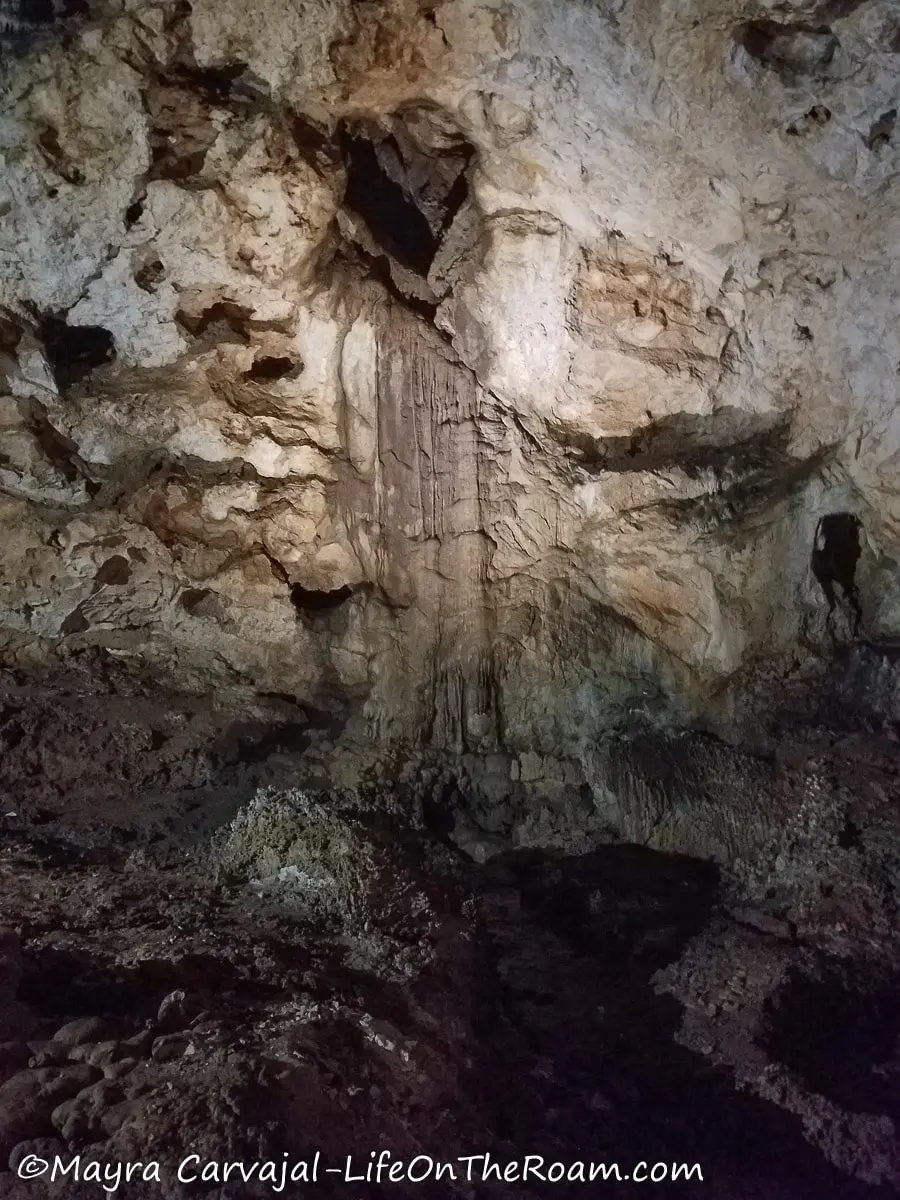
<box><xmin>1</xmin><ymin>0</ymin><xmax>899</xmax><ymax>751</ymax></box>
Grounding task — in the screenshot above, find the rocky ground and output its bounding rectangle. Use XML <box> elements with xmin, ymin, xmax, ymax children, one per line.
<box><xmin>0</xmin><ymin>647</ymin><xmax>898</xmax><ymax>1199</ymax></box>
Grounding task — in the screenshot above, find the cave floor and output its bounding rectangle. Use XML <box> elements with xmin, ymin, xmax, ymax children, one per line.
<box><xmin>0</xmin><ymin>665</ymin><xmax>897</xmax><ymax>1198</ymax></box>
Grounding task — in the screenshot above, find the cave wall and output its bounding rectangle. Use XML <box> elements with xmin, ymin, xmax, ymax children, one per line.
<box><xmin>0</xmin><ymin>0</ymin><xmax>899</xmax><ymax>752</ymax></box>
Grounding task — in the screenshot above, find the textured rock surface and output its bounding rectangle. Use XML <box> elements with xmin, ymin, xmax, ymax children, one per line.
<box><xmin>0</xmin><ymin>657</ymin><xmax>896</xmax><ymax>1197</ymax></box>
<box><xmin>2</xmin><ymin>7</ymin><xmax>900</xmax><ymax>1196</ymax></box>
<box><xmin>1</xmin><ymin>0</ymin><xmax>899</xmax><ymax>752</ymax></box>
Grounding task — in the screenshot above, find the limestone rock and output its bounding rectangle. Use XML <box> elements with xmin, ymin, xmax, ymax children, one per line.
<box><xmin>0</xmin><ymin>0</ymin><xmax>898</xmax><ymax>754</ymax></box>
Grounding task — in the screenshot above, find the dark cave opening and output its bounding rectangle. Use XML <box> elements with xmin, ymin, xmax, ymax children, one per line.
<box><xmin>337</xmin><ymin>117</ymin><xmax>473</xmax><ymax>280</ymax></box>
<box><xmin>124</xmin><ymin>193</ymin><xmax>146</xmax><ymax>228</ymax></box>
<box><xmin>866</xmin><ymin>109</ymin><xmax>896</xmax><ymax>152</ymax></box>
<box><xmin>20</xmin><ymin>0</ymin><xmax>55</xmax><ymax>22</ymax></box>
<box><xmin>812</xmin><ymin>512</ymin><xmax>863</xmax><ymax>629</ymax></box>
<box><xmin>289</xmin><ymin>583</ymin><xmax>354</xmax><ymax>614</ymax></box>
<box><xmin>179</xmin><ymin>587</ymin><xmax>213</xmax><ymax>616</ymax></box>
<box><xmin>339</xmin><ymin>131</ymin><xmax>441</xmax><ymax>276</ymax></box>
<box><xmin>40</xmin><ymin>315</ymin><xmax>115</xmax><ymax>389</ymax></box>
<box><xmin>761</xmin><ymin>965</ymin><xmax>900</xmax><ymax>1116</ymax></box>
<box><xmin>242</xmin><ymin>355</ymin><xmax>300</xmax><ymax>382</ymax></box>
<box><xmin>92</xmin><ymin>555</ymin><xmax>132</xmax><ymax>589</ymax></box>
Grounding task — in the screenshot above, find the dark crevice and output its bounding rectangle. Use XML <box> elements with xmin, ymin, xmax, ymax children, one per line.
<box><xmin>0</xmin><ymin>309</ymin><xmax>24</xmax><ymax>352</ymax></box>
<box><xmin>58</xmin><ymin>0</ymin><xmax>90</xmax><ymax>17</ymax></box>
<box><xmin>231</xmin><ymin>721</ymin><xmax>311</xmax><ymax>763</ymax></box>
<box><xmin>10</xmin><ymin>0</ymin><xmax>55</xmax><ymax>25</ymax></box>
<box><xmin>93</xmin><ymin>555</ymin><xmax>132</xmax><ymax>589</ymax></box>
<box><xmin>179</xmin><ymin>587</ymin><xmax>212</xmax><ymax>614</ymax></box>
<box><xmin>242</xmin><ymin>355</ymin><xmax>301</xmax><ymax>382</ymax></box>
<box><xmin>817</xmin><ymin>0</ymin><xmax>869</xmax><ymax>19</ymax></box>
<box><xmin>337</xmin><ymin>115</ymin><xmax>473</xmax><ymax>279</ymax></box>
<box><xmin>438</xmin><ymin>165</ymin><xmax>471</xmax><ymax>240</ymax></box>
<box><xmin>359</xmin><ymin>248</ymin><xmax>438</xmax><ymax>321</ymax></box>
<box><xmin>735</xmin><ymin>20</ymin><xmax>839</xmax><ymax>81</ymax></box>
<box><xmin>837</xmin><ymin>818</ymin><xmax>861</xmax><ymax>850</ymax></box>
<box><xmin>812</xmin><ymin>512</ymin><xmax>863</xmax><ymax>631</ymax></box>
<box><xmin>552</xmin><ymin>411</ymin><xmax>791</xmax><ymax>479</ymax></box>
<box><xmin>40</xmin><ymin>315</ymin><xmax>115</xmax><ymax>389</ymax></box>
<box><xmin>0</xmin><ymin>0</ymin><xmax>89</xmax><ymax>55</ymax></box>
<box><xmin>139</xmin><ymin>50</ymin><xmax>269</xmax><ymax>184</ymax></box>
<box><xmin>60</xmin><ymin>606</ymin><xmax>89</xmax><ymax>636</ymax></box>
<box><xmin>134</xmin><ymin>253</ymin><xmax>166</xmax><ymax>294</ymax></box>
<box><xmin>761</xmin><ymin>964</ymin><xmax>900</xmax><ymax>1116</ymax></box>
<box><xmin>124</xmin><ymin>196</ymin><xmax>145</xmax><ymax>228</ymax></box>
<box><xmin>662</xmin><ymin>446</ymin><xmax>831</xmax><ymax>529</ymax></box>
<box><xmin>36</xmin><ymin>124</ymin><xmax>85</xmax><ymax>184</ymax></box>
<box><xmin>865</xmin><ymin>110</ymin><xmax>896</xmax><ymax>152</ymax></box>
<box><xmin>149</xmin><ymin>142</ymin><xmax>208</xmax><ymax>182</ymax></box>
<box><xmin>0</xmin><ymin>718</ymin><xmax>24</xmax><ymax>752</ymax></box>
<box><xmin>175</xmin><ymin>301</ymin><xmax>254</xmax><ymax>340</ymax></box>
<box><xmin>23</xmin><ymin>402</ymin><xmax>83</xmax><ymax>483</ymax></box>
<box><xmin>291</xmin><ymin>114</ymin><xmax>341</xmax><ymax>178</ymax></box>
<box><xmin>290</xmin><ymin>584</ymin><xmax>354</xmax><ymax>614</ymax></box>
<box><xmin>330</xmin><ymin>110</ymin><xmax>476</xmax><ymax>321</ymax></box>
<box><xmin>163</xmin><ymin>62</ymin><xmax>247</xmax><ymax>105</ymax></box>
<box><xmin>143</xmin><ymin>84</ymin><xmax>227</xmax><ymax>186</ymax></box>
<box><xmin>339</xmin><ymin>130</ymin><xmax>441</xmax><ymax>276</ymax></box>
<box><xmin>786</xmin><ymin>105</ymin><xmax>831</xmax><ymax>136</ymax></box>
<box><xmin>258</xmin><ymin>691</ymin><xmax>303</xmax><ymax>708</ymax></box>
<box><xmin>263</xmin><ymin>553</ymin><xmax>289</xmax><ymax>586</ymax></box>
<box><xmin>550</xmin><ymin>413</ymin><xmax>832</xmax><ymax>530</ymax></box>
<box><xmin>37</xmin><ymin>125</ymin><xmax>60</xmax><ymax>157</ymax></box>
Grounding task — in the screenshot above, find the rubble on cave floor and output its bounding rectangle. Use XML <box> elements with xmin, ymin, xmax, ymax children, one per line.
<box><xmin>0</xmin><ymin>658</ymin><xmax>898</xmax><ymax>1198</ymax></box>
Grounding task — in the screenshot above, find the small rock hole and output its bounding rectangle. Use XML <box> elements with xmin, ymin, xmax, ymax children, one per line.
<box><xmin>242</xmin><ymin>355</ymin><xmax>300</xmax><ymax>382</ymax></box>
<box><xmin>290</xmin><ymin>583</ymin><xmax>354</xmax><ymax>614</ymax></box>
<box><xmin>179</xmin><ymin>588</ymin><xmax>212</xmax><ymax>614</ymax></box>
<box><xmin>93</xmin><ymin>555</ymin><xmax>132</xmax><ymax>588</ymax></box>
<box><xmin>40</xmin><ymin>315</ymin><xmax>115</xmax><ymax>389</ymax></box>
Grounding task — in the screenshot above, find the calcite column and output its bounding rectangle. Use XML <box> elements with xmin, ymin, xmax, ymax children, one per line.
<box><xmin>341</xmin><ymin>294</ymin><xmax>498</xmax><ymax>750</ymax></box>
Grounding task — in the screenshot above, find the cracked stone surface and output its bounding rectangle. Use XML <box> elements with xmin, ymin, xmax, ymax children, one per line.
<box><xmin>0</xmin><ymin>0</ymin><xmax>898</xmax><ymax>753</ymax></box>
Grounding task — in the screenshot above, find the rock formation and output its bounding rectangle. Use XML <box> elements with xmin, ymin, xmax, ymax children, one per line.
<box><xmin>1</xmin><ymin>0</ymin><xmax>898</xmax><ymax>756</ymax></box>
<box><xmin>1</xmin><ymin>2</ymin><xmax>900</xmax><ymax>1196</ymax></box>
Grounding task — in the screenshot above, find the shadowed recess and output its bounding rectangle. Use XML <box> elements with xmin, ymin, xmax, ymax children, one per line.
<box><xmin>39</xmin><ymin>315</ymin><xmax>115</xmax><ymax>389</ymax></box>
<box><xmin>290</xmin><ymin>583</ymin><xmax>354</xmax><ymax>613</ymax></box>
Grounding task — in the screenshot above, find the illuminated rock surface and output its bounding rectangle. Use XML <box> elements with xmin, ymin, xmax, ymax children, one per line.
<box><xmin>1</xmin><ymin>0</ymin><xmax>899</xmax><ymax>748</ymax></box>
<box><xmin>0</xmin><ymin>2</ymin><xmax>899</xmax><ymax>1195</ymax></box>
